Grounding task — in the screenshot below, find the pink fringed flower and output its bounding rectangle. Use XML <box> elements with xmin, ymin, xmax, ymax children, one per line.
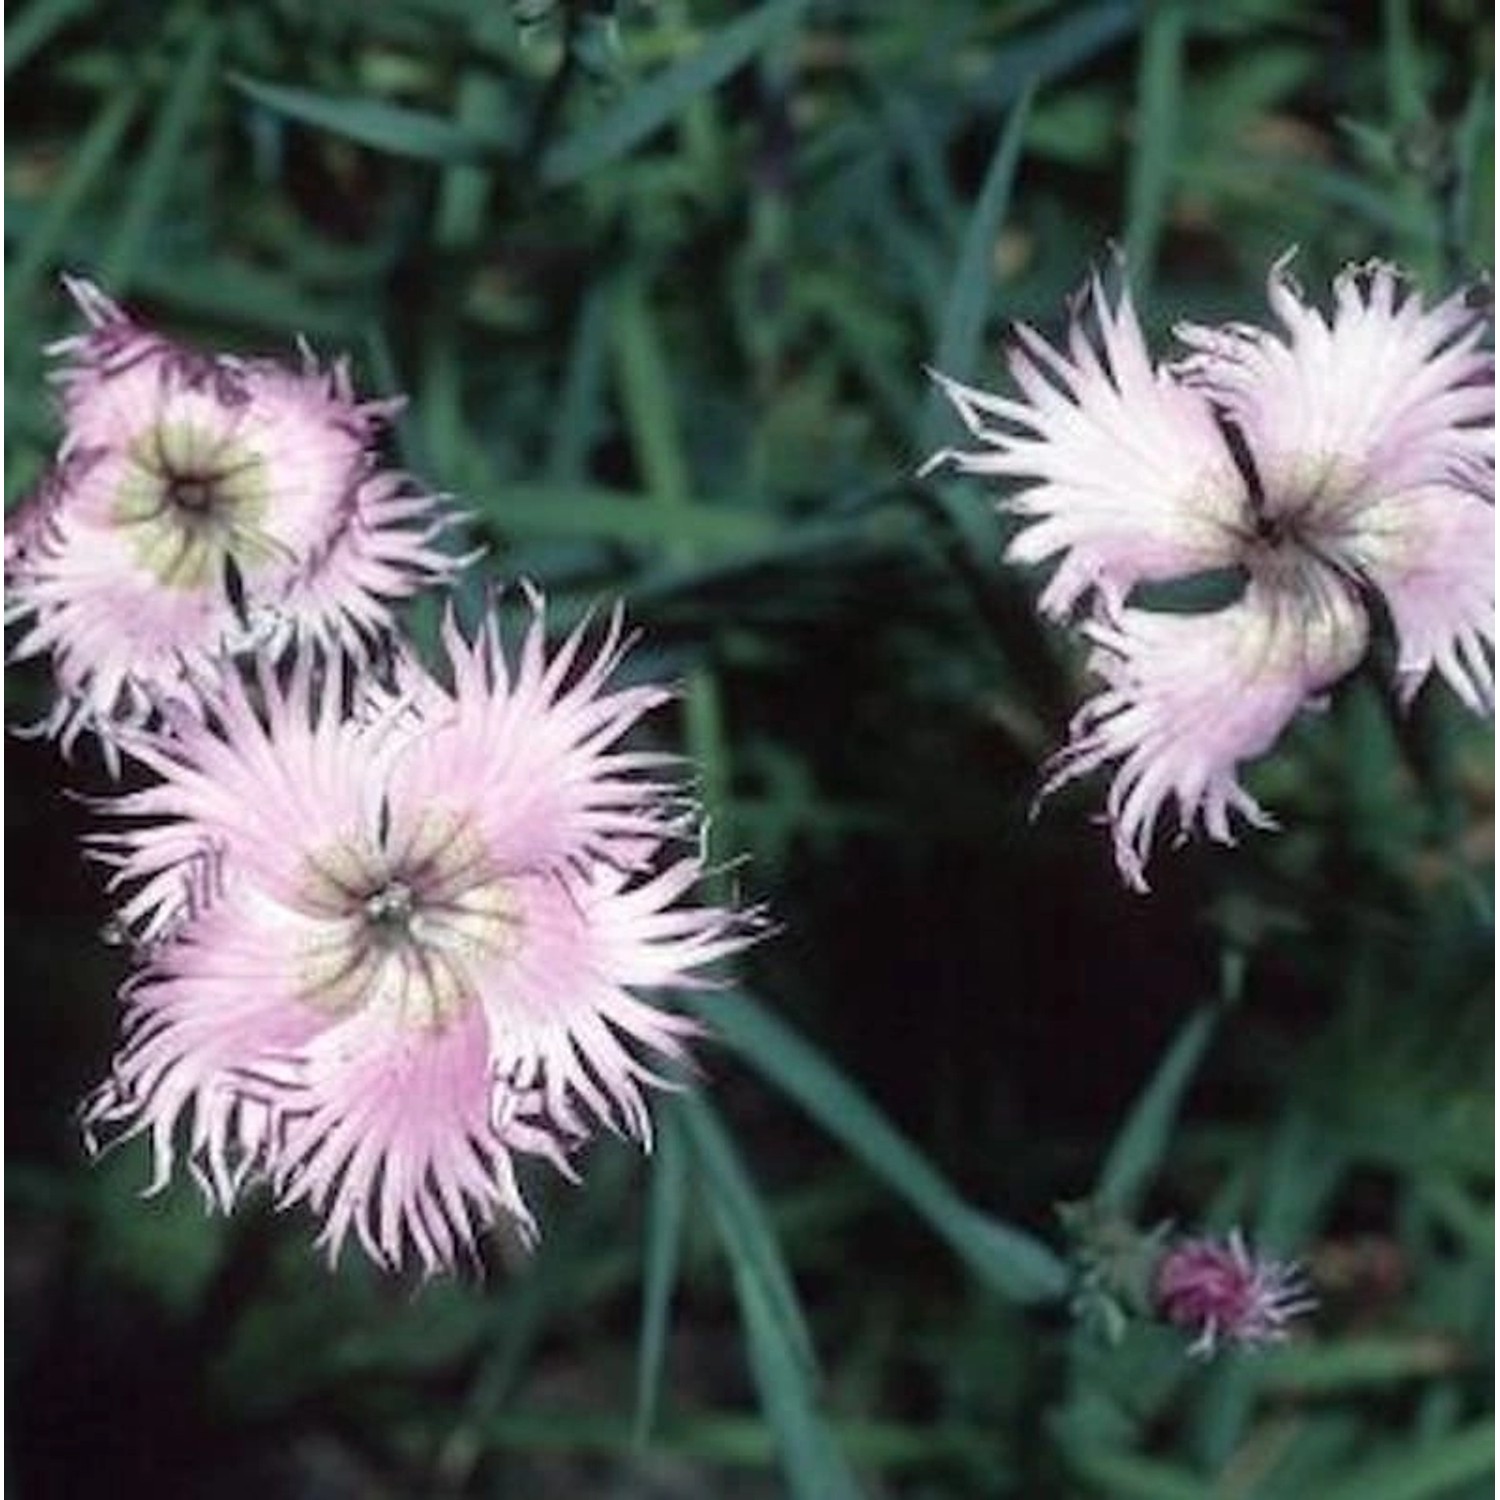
<box><xmin>925</xmin><ymin>257</ymin><xmax>1494</xmax><ymax>889</ymax></box>
<box><xmin>5</xmin><ymin>278</ymin><xmax>468</xmax><ymax>762</ymax></box>
<box><xmin>1153</xmin><ymin>1229</ymin><xmax>1315</xmax><ymax>1357</ymax></box>
<box><xmin>83</xmin><ymin>596</ymin><xmax>755</xmax><ymax>1273</ymax></box>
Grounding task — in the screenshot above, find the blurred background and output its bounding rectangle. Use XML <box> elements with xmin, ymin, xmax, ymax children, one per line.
<box><xmin>6</xmin><ymin>2</ymin><xmax>1494</xmax><ymax>1496</ymax></box>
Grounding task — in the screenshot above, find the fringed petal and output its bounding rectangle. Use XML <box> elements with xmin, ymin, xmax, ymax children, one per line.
<box><xmin>923</xmin><ymin>276</ymin><xmax>1247</xmax><ymax>617</ymax></box>
<box><xmin>1043</xmin><ymin>571</ymin><xmax>1369</xmax><ymax>890</ymax></box>
<box><xmin>1176</xmin><ymin>255</ymin><xmax>1494</xmax><ymax>514</ymax></box>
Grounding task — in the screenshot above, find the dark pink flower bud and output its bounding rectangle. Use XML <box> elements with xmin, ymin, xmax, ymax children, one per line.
<box><xmin>1153</xmin><ymin>1229</ymin><xmax>1315</xmax><ymax>1357</ymax></box>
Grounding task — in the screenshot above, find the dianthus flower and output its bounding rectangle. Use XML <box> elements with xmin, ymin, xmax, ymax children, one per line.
<box><xmin>5</xmin><ymin>278</ymin><xmax>467</xmax><ymax>762</ymax></box>
<box><xmin>83</xmin><ymin>596</ymin><xmax>754</xmax><ymax>1273</ymax></box>
<box><xmin>1153</xmin><ymin>1229</ymin><xmax>1315</xmax><ymax>1357</ymax></box>
<box><xmin>924</xmin><ymin>257</ymin><xmax>1494</xmax><ymax>888</ymax></box>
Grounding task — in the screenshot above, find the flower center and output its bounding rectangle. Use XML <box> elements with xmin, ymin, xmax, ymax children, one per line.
<box><xmin>163</xmin><ymin>472</ymin><xmax>221</xmax><ymax>516</ymax></box>
<box><xmin>1233</xmin><ymin>446</ymin><xmax>1370</xmax><ymax>569</ymax></box>
<box><xmin>114</xmin><ymin>421</ymin><xmax>274</xmax><ymax>590</ymax></box>
<box><xmin>293</xmin><ymin>813</ymin><xmax>521</xmax><ymax>1032</ymax></box>
<box><xmin>1242</xmin><ymin>510</ymin><xmax>1319</xmax><ymax>584</ymax></box>
<box><xmin>1249</xmin><ymin>511</ymin><xmax>1286</xmax><ymax>547</ymax></box>
<box><xmin>363</xmin><ymin>879</ymin><xmax>417</xmax><ymax>937</ymax></box>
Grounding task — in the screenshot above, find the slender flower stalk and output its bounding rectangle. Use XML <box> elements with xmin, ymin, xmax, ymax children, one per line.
<box><xmin>924</xmin><ymin>257</ymin><xmax>1494</xmax><ymax>888</ymax></box>
<box><xmin>83</xmin><ymin>594</ymin><xmax>757</xmax><ymax>1273</ymax></box>
<box><xmin>5</xmin><ymin>279</ymin><xmax>469</xmax><ymax>763</ymax></box>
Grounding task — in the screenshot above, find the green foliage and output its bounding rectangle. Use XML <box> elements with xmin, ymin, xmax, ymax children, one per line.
<box><xmin>6</xmin><ymin>1</ymin><xmax>1492</xmax><ymax>1496</ymax></box>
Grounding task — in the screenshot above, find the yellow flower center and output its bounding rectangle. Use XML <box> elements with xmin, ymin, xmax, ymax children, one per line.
<box><xmin>293</xmin><ymin>809</ymin><xmax>522</xmax><ymax>1032</ymax></box>
<box><xmin>114</xmin><ymin>420</ymin><xmax>274</xmax><ymax>590</ymax></box>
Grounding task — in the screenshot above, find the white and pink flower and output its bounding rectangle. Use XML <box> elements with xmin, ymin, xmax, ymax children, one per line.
<box><xmin>925</xmin><ymin>257</ymin><xmax>1494</xmax><ymax>889</ymax></box>
<box><xmin>84</xmin><ymin>596</ymin><xmax>756</xmax><ymax>1273</ymax></box>
<box><xmin>6</xmin><ymin>279</ymin><xmax>468</xmax><ymax>762</ymax></box>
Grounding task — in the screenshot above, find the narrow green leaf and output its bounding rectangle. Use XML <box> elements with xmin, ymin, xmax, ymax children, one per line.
<box><xmin>1451</xmin><ymin>79</ymin><xmax>1494</xmax><ymax>275</ymax></box>
<box><xmin>610</xmin><ymin>274</ymin><xmax>736</xmax><ymax>852</ymax></box>
<box><xmin>5</xmin><ymin>0</ymin><xmax>91</xmax><ymax>74</ymax></box>
<box><xmin>684</xmin><ymin>663</ymin><xmax>732</xmax><ymax>858</ymax></box>
<box><xmin>611</xmin><ymin>275</ymin><xmax>693</xmax><ymax>532</ymax></box>
<box><xmin>541</xmin><ymin>0</ymin><xmax>807</xmax><ymax>185</ymax></box>
<box><xmin>127</xmin><ymin>257</ymin><xmax>358</xmax><ymax>337</ymax></box>
<box><xmin>1241</xmin><ymin>1413</ymin><xmax>1369</xmax><ymax>1500</ymax></box>
<box><xmin>695</xmin><ymin>992</ymin><xmax>1069</xmax><ymax>1304</ymax></box>
<box><xmin>876</xmin><ymin>87</ymin><xmax>959</xmax><ymax>236</ymax></box>
<box><xmin>1130</xmin><ymin>564</ymin><xmax>1246</xmax><ymax>614</ymax></box>
<box><xmin>1094</xmin><ymin>1004</ymin><xmax>1218</xmax><ymax>1217</ymax></box>
<box><xmin>798</xmin><ymin>272</ymin><xmax>920</xmax><ymax>437</ymax></box>
<box><xmin>1382</xmin><ymin>0</ymin><xmax>1426</xmax><ymax>129</ymax></box>
<box><xmin>964</xmin><ymin>0</ymin><xmax>1139</xmax><ymax>113</ymax></box>
<box><xmin>432</xmin><ymin>1154</ymin><xmax>638</xmax><ymax>1489</ymax></box>
<box><xmin>736</xmin><ymin>1263</ymin><xmax>865</xmax><ymax>1500</ymax></box>
<box><xmin>921</xmin><ymin>85</ymin><xmax>1034</xmax><ymax>446</ymax></box>
<box><xmin>435</xmin><ymin>6</ymin><xmax>514</xmax><ymax>248</ymax></box>
<box><xmin>485</xmin><ymin>481</ymin><xmax>775</xmax><ymax>552</ymax></box>
<box><xmin>230</xmin><ymin>74</ymin><xmax>500</xmax><ymax>163</ymax></box>
<box><xmin>1065</xmin><ymin>1445</ymin><xmax>1214</xmax><ymax>1500</ymax></box>
<box><xmin>361</xmin><ymin>324</ymin><xmax>422</xmax><ymax>472</ymax></box>
<box><xmin>1318</xmin><ymin>1420</ymin><xmax>1493</xmax><ymax>1500</ymax></box>
<box><xmin>918</xmin><ymin>87</ymin><xmax>1035</xmax><ymax>570</ymax></box>
<box><xmin>10</xmin><ymin>80</ymin><xmax>141</xmax><ymax>301</ymax></box>
<box><xmin>102</xmin><ymin>22</ymin><xmax>223</xmax><ymax>291</ymax></box>
<box><xmin>675</xmin><ymin>1091</ymin><xmax>817</xmax><ymax>1374</ymax></box>
<box><xmin>1253</xmin><ymin>160</ymin><xmax>1415</xmax><ymax>236</ymax></box>
<box><xmin>634</xmin><ymin>1106</ymin><xmax>688</xmax><ymax>1444</ymax></box>
<box><xmin>419</xmin><ymin>307</ymin><xmax>467</xmax><ymax>491</ymax></box>
<box><xmin>1184</xmin><ymin>1358</ymin><xmax>1256</xmax><ymax>1477</ymax></box>
<box><xmin>545</xmin><ymin>288</ymin><xmax>612</xmax><ymax>484</ymax></box>
<box><xmin>1413</xmin><ymin>1171</ymin><xmax>1494</xmax><ymax>1253</ymax></box>
<box><xmin>1261</xmin><ymin>1335</ymin><xmax>1471</xmax><ymax>1395</ymax></box>
<box><xmin>1256</xmin><ymin>1107</ymin><xmax>1344</xmax><ymax>1250</ymax></box>
<box><xmin>1123</xmin><ymin>0</ymin><xmax>1187</xmax><ymax>300</ymax></box>
<box><xmin>1374</xmin><ymin>0</ymin><xmax>1444</xmax><ymax>283</ymax></box>
<box><xmin>470</xmin><ymin>1410</ymin><xmax>982</xmax><ymax>1469</ymax></box>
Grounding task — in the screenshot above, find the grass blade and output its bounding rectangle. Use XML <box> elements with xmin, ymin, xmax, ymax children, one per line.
<box><xmin>675</xmin><ymin>1091</ymin><xmax>816</xmax><ymax>1374</ymax></box>
<box><xmin>541</xmin><ymin>0</ymin><xmax>807</xmax><ymax>186</ymax></box>
<box><xmin>485</xmin><ymin>481</ymin><xmax>774</xmax><ymax>552</ymax></box>
<box><xmin>634</xmin><ymin>1105</ymin><xmax>688</xmax><ymax>1444</ymax></box>
<box><xmin>1382</xmin><ymin>0</ymin><xmax>1426</xmax><ymax>129</ymax></box>
<box><xmin>611</xmin><ymin>274</ymin><xmax>694</xmax><ymax>555</ymax></box>
<box><xmin>964</xmin><ymin>0</ymin><xmax>1140</xmax><ymax>113</ymax></box>
<box><xmin>1122</xmin><ymin>0</ymin><xmax>1186</xmax><ymax>300</ymax></box>
<box><xmin>1260</xmin><ymin>1335</ymin><xmax>1472</xmax><ymax>1395</ymax></box>
<box><xmin>1319</xmin><ymin>1420</ymin><xmax>1494</xmax><ymax>1500</ymax></box>
<box><xmin>102</xmin><ymin>22</ymin><xmax>223</xmax><ymax>291</ymax></box>
<box><xmin>545</xmin><ymin>287</ymin><xmax>612</xmax><ymax>483</ymax></box>
<box><xmin>696</xmin><ymin>991</ymin><xmax>1069</xmax><ymax>1304</ymax></box>
<box><xmin>735</xmin><ymin>1262</ymin><xmax>865</xmax><ymax>1500</ymax></box>
<box><xmin>1093</xmin><ymin>1003</ymin><xmax>1218</xmax><ymax>1218</ymax></box>
<box><xmin>676</xmin><ymin>1091</ymin><xmax>862</xmax><ymax>1500</ymax></box>
<box><xmin>5</xmin><ymin>0</ymin><xmax>91</xmax><ymax>74</ymax></box>
<box><xmin>1450</xmin><ymin>79</ymin><xmax>1493</xmax><ymax>278</ymax></box>
<box><xmin>1064</xmin><ymin>1445</ymin><xmax>1215</xmax><ymax>1500</ymax></box>
<box><xmin>918</xmin><ymin>86</ymin><xmax>1035</xmax><ymax>568</ymax></box>
<box><xmin>10</xmin><ymin>80</ymin><xmax>141</xmax><ymax>303</ymax></box>
<box><xmin>920</xmin><ymin>85</ymin><xmax>1034</xmax><ymax>447</ymax></box>
<box><xmin>435</xmin><ymin>5</ymin><xmax>514</xmax><ymax>249</ymax></box>
<box><xmin>127</xmin><ymin>256</ymin><xmax>358</xmax><ymax>336</ymax></box>
<box><xmin>230</xmin><ymin>74</ymin><xmax>501</xmax><ymax>163</ymax></box>
<box><xmin>610</xmin><ymin>272</ymin><xmax>736</xmax><ymax>846</ymax></box>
